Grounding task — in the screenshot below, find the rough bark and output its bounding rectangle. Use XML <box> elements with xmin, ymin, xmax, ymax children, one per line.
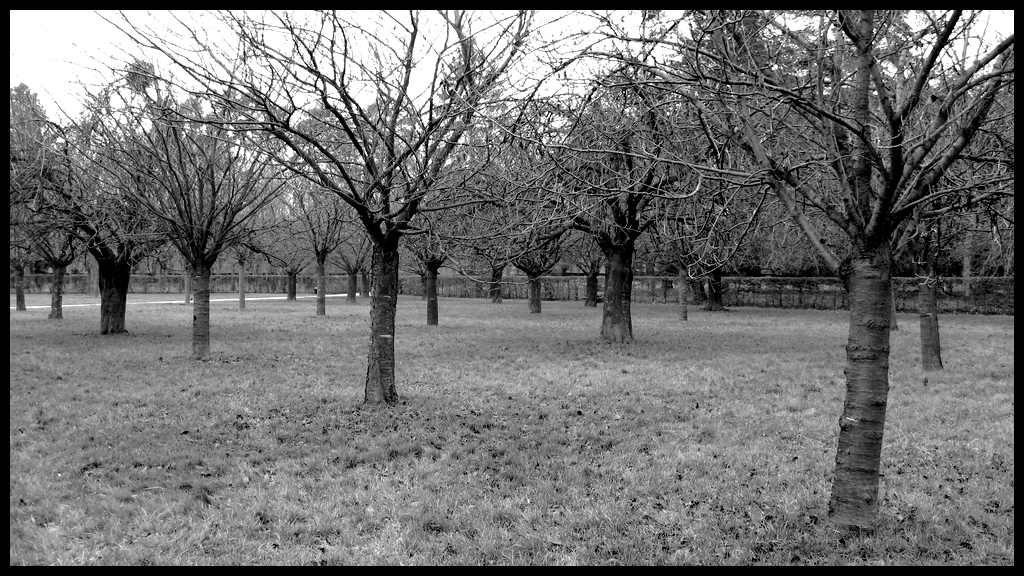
<box><xmin>601</xmin><ymin>247</ymin><xmax>633</xmax><ymax>342</ymax></box>
<box><xmin>286</xmin><ymin>271</ymin><xmax>298</xmax><ymax>301</ymax></box>
<box><xmin>315</xmin><ymin>256</ymin><xmax>327</xmax><ymax>316</ymax></box>
<box><xmin>527</xmin><ymin>273</ymin><xmax>543</xmax><ymax>314</ymax></box>
<box><xmin>365</xmin><ymin>242</ymin><xmax>400</xmax><ymax>405</ymax></box>
<box><xmin>828</xmin><ymin>241</ymin><xmax>892</xmax><ymax>528</ymax></box>
<box><xmin>918</xmin><ymin>276</ymin><xmax>943</xmax><ymax>371</ymax></box>
<box><xmin>192</xmin><ymin>263</ymin><xmax>212</xmax><ymax>360</ymax></box>
<box><xmin>346</xmin><ymin>272</ymin><xmax>358</xmax><ymax>303</ymax></box>
<box><xmin>14</xmin><ymin>264</ymin><xmax>27</xmax><ymax>312</ymax></box>
<box><xmin>489</xmin><ymin>265</ymin><xmax>503</xmax><ymax>304</ymax></box>
<box><xmin>704</xmin><ymin>269</ymin><xmax>726</xmax><ymax>311</ymax></box>
<box><xmin>426</xmin><ymin>261</ymin><xmax>441</xmax><ymax>325</ymax></box>
<box><xmin>677</xmin><ymin>268</ymin><xmax>688</xmax><ymax>322</ymax></box>
<box><xmin>47</xmin><ymin>265</ymin><xmax>66</xmax><ymax>320</ymax></box>
<box><xmin>584</xmin><ymin>272</ymin><xmax>599</xmax><ymax>307</ymax></box>
<box><xmin>96</xmin><ymin>255</ymin><xmax>131</xmax><ymax>334</ymax></box>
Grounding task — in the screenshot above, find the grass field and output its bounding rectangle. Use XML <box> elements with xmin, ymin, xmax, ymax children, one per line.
<box><xmin>9</xmin><ymin>294</ymin><xmax>1014</xmax><ymax>565</ymax></box>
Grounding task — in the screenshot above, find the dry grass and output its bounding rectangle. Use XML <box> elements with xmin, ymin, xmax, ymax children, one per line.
<box><xmin>9</xmin><ymin>294</ymin><xmax>1014</xmax><ymax>565</ymax></box>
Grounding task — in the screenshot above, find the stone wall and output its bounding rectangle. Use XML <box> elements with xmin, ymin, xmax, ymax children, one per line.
<box><xmin>12</xmin><ymin>273</ymin><xmax>1014</xmax><ymax>315</ymax></box>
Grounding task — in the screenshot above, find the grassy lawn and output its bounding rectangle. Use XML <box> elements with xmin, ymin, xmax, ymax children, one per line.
<box><xmin>9</xmin><ymin>294</ymin><xmax>1014</xmax><ymax>565</ymax></box>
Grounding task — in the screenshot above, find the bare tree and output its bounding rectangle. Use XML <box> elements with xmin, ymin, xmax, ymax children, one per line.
<box><xmin>11</xmin><ymin>82</ymin><xmax>165</xmax><ymax>329</ymax></box>
<box><xmin>90</xmin><ymin>67</ymin><xmax>285</xmax><ymax>359</ymax></box>
<box><xmin>605</xmin><ymin>9</ymin><xmax>1014</xmax><ymax>527</ymax></box>
<box><xmin>285</xmin><ymin>177</ymin><xmax>353</xmax><ymax>316</ymax></box>
<box><xmin>114</xmin><ymin>10</ymin><xmax>533</xmax><ymax>403</ymax></box>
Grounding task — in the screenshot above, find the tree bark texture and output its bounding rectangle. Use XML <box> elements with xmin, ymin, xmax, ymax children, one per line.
<box><xmin>828</xmin><ymin>242</ymin><xmax>892</xmax><ymax>528</ymax></box>
<box><xmin>527</xmin><ymin>273</ymin><xmax>542</xmax><ymax>314</ymax></box>
<box><xmin>584</xmin><ymin>272</ymin><xmax>599</xmax><ymax>307</ymax></box>
<box><xmin>286</xmin><ymin>272</ymin><xmax>298</xmax><ymax>301</ymax></box>
<box><xmin>48</xmin><ymin>265</ymin><xmax>66</xmax><ymax>320</ymax></box>
<box><xmin>316</xmin><ymin>256</ymin><xmax>327</xmax><ymax>316</ymax></box>
<box><xmin>918</xmin><ymin>276</ymin><xmax>943</xmax><ymax>371</ymax></box>
<box><xmin>96</xmin><ymin>256</ymin><xmax>130</xmax><ymax>334</ymax></box>
<box><xmin>601</xmin><ymin>248</ymin><xmax>633</xmax><ymax>342</ymax></box>
<box><xmin>489</xmin><ymin>265</ymin><xmax>503</xmax><ymax>304</ymax></box>
<box><xmin>364</xmin><ymin>242</ymin><xmax>400</xmax><ymax>405</ymax></box>
<box><xmin>914</xmin><ymin>224</ymin><xmax>943</xmax><ymax>370</ymax></box>
<box><xmin>426</xmin><ymin>261</ymin><xmax>441</xmax><ymax>325</ymax></box>
<box><xmin>704</xmin><ymin>269</ymin><xmax>726</xmax><ymax>311</ymax></box>
<box><xmin>14</xmin><ymin>264</ymin><xmax>27</xmax><ymax>312</ymax></box>
<box><xmin>192</xmin><ymin>264</ymin><xmax>212</xmax><ymax>360</ymax></box>
<box><xmin>347</xmin><ymin>272</ymin><xmax>358</xmax><ymax>303</ymax></box>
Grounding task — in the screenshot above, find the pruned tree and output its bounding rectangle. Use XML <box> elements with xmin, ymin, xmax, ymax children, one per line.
<box><xmin>563</xmin><ymin>233</ymin><xmax>605</xmax><ymax>307</ymax></box>
<box><xmin>402</xmin><ymin>228</ymin><xmax>448</xmax><ymax>324</ymax></box>
<box><xmin>285</xmin><ymin>177</ymin><xmax>353</xmax><ymax>316</ymax></box>
<box><xmin>510</xmin><ymin>233</ymin><xmax>566</xmax><ymax>314</ymax></box>
<box><xmin>90</xmin><ymin>65</ymin><xmax>285</xmax><ymax>359</ymax></box>
<box><xmin>264</xmin><ymin>202</ymin><xmax>312</xmax><ymax>301</ymax></box>
<box><xmin>606</xmin><ymin>9</ymin><xmax>1014</xmax><ymax>527</ymax></box>
<box><xmin>333</xmin><ymin>225</ymin><xmax>372</xmax><ymax>305</ymax></box>
<box><xmin>11</xmin><ymin>82</ymin><xmax>165</xmax><ymax>329</ymax></box>
<box><xmin>10</xmin><ymin>84</ymin><xmax>84</xmax><ymax>320</ymax></box>
<box><xmin>114</xmin><ymin>10</ymin><xmax>533</xmax><ymax>403</ymax></box>
<box><xmin>10</xmin><ymin>84</ymin><xmax>54</xmax><ymax>314</ymax></box>
<box><xmin>533</xmin><ymin>74</ymin><xmax>716</xmax><ymax>341</ymax></box>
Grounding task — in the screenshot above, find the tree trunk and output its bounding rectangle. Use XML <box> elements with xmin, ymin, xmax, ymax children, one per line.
<box><xmin>489</xmin><ymin>265</ymin><xmax>503</xmax><ymax>304</ymax></box>
<box><xmin>192</xmin><ymin>263</ymin><xmax>212</xmax><ymax>360</ymax></box>
<box><xmin>365</xmin><ymin>241</ymin><xmax>400</xmax><ymax>405</ymax></box>
<box><xmin>14</xmin><ymin>263</ymin><xmax>27</xmax><ymax>312</ymax></box>
<box><xmin>238</xmin><ymin>265</ymin><xmax>246</xmax><ymax>310</ymax></box>
<box><xmin>918</xmin><ymin>275</ymin><xmax>943</xmax><ymax>371</ymax></box>
<box><xmin>828</xmin><ymin>241</ymin><xmax>892</xmax><ymax>528</ymax></box>
<box><xmin>426</xmin><ymin>261</ymin><xmax>440</xmax><ymax>325</ymax></box>
<box><xmin>909</xmin><ymin>221</ymin><xmax>943</xmax><ymax>371</ymax></box>
<box><xmin>361</xmin><ymin>269</ymin><xmax>370</xmax><ymax>296</ymax></box>
<box><xmin>584</xmin><ymin>272</ymin><xmax>599</xmax><ymax>307</ymax></box>
<box><xmin>184</xmin><ymin>269</ymin><xmax>192</xmax><ymax>305</ymax></box>
<box><xmin>316</xmin><ymin>256</ymin><xmax>327</xmax><ymax>316</ymax></box>
<box><xmin>889</xmin><ymin>282</ymin><xmax>898</xmax><ymax>331</ymax></box>
<box><xmin>96</xmin><ymin>255</ymin><xmax>130</xmax><ymax>334</ymax></box>
<box><xmin>601</xmin><ymin>246</ymin><xmax>633</xmax><ymax>342</ymax></box>
<box><xmin>346</xmin><ymin>271</ymin><xmax>358</xmax><ymax>303</ymax></box>
<box><xmin>704</xmin><ymin>269</ymin><xmax>726</xmax><ymax>311</ymax></box>
<box><xmin>85</xmin><ymin>256</ymin><xmax>99</xmax><ymax>298</ymax></box>
<box><xmin>678</xmin><ymin>268</ymin><xmax>688</xmax><ymax>322</ymax></box>
<box><xmin>286</xmin><ymin>271</ymin><xmax>298</xmax><ymax>301</ymax></box>
<box><xmin>527</xmin><ymin>273</ymin><xmax>542</xmax><ymax>314</ymax></box>
<box><xmin>48</xmin><ymin>265</ymin><xmax>66</xmax><ymax>319</ymax></box>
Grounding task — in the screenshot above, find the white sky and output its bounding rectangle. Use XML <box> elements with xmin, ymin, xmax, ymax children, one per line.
<box><xmin>10</xmin><ymin>10</ymin><xmax>1015</xmax><ymax>123</ymax></box>
<box><xmin>9</xmin><ymin>11</ymin><xmax>127</xmax><ymax>120</ymax></box>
